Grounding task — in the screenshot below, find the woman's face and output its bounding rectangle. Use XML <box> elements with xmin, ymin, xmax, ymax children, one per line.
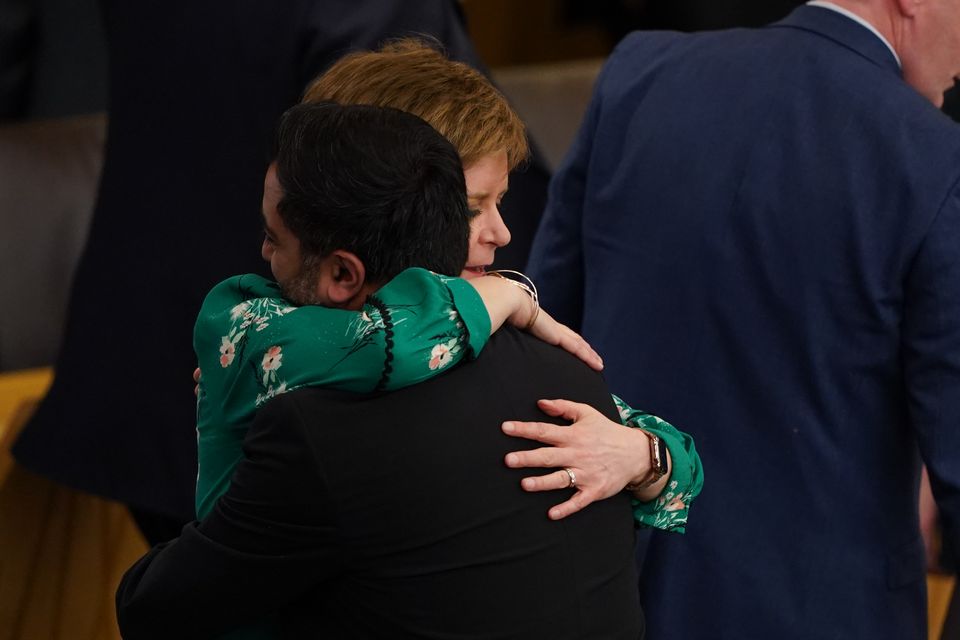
<box><xmin>460</xmin><ymin>151</ymin><xmax>511</xmax><ymax>279</ymax></box>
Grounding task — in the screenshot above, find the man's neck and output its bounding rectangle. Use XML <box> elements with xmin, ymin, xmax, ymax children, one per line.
<box><xmin>807</xmin><ymin>0</ymin><xmax>903</xmax><ymax>68</ymax></box>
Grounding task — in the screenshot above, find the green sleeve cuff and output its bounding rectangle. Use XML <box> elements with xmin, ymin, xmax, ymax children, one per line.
<box><xmin>630</xmin><ymin>425</ymin><xmax>704</xmax><ymax>533</ymax></box>
<box><xmin>442</xmin><ymin>276</ymin><xmax>491</xmax><ymax>359</ymax></box>
<box><xmin>613</xmin><ymin>395</ymin><xmax>703</xmax><ymax>533</ymax></box>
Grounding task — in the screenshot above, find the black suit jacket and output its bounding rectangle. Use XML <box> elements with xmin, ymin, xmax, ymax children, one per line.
<box><xmin>13</xmin><ymin>0</ymin><xmax>549</xmax><ymax>525</ymax></box>
<box><xmin>117</xmin><ymin>328</ymin><xmax>642</xmax><ymax>639</ymax></box>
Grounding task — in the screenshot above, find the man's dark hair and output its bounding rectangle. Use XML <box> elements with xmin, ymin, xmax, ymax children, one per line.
<box><xmin>272</xmin><ymin>102</ymin><xmax>470</xmax><ymax>283</ymax></box>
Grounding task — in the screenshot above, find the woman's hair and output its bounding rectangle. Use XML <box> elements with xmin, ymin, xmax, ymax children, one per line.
<box><xmin>302</xmin><ymin>39</ymin><xmax>528</xmax><ymax>170</ymax></box>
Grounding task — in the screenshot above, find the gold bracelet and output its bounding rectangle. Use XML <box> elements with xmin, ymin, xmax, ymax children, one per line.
<box><xmin>524</xmin><ymin>298</ymin><xmax>540</xmax><ymax>330</ymax></box>
<box><xmin>486</xmin><ymin>270</ymin><xmax>540</xmax><ymax>331</ymax></box>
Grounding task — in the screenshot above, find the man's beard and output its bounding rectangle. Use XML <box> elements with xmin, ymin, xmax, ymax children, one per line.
<box><xmin>280</xmin><ymin>260</ymin><xmax>323</xmax><ymax>306</ymax></box>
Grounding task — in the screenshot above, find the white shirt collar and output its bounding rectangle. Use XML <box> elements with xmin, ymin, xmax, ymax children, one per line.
<box><xmin>806</xmin><ymin>1</ymin><xmax>902</xmax><ymax>68</ymax></box>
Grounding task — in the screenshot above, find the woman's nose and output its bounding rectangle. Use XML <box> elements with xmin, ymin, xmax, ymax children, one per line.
<box><xmin>484</xmin><ymin>206</ymin><xmax>511</xmax><ymax>248</ymax></box>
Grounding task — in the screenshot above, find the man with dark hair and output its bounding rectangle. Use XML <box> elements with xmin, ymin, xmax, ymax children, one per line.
<box><xmin>116</xmin><ymin>102</ymin><xmax>643</xmax><ymax>639</ymax></box>
<box><xmin>264</xmin><ymin>101</ymin><xmax>470</xmax><ymax>305</ymax></box>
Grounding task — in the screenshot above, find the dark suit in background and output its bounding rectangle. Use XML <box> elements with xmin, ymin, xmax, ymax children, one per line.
<box><xmin>566</xmin><ymin>0</ymin><xmax>802</xmax><ymax>41</ymax></box>
<box><xmin>13</xmin><ymin>0</ymin><xmax>549</xmax><ymax>543</ymax></box>
<box><xmin>945</xmin><ymin>83</ymin><xmax>960</xmax><ymax>122</ymax></box>
<box><xmin>529</xmin><ymin>6</ymin><xmax>960</xmax><ymax>639</ymax></box>
<box><xmin>117</xmin><ymin>328</ymin><xmax>642</xmax><ymax>639</ymax></box>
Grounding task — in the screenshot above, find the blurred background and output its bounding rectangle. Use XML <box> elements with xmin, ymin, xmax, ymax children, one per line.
<box><xmin>0</xmin><ymin>1</ymin><xmax>957</xmax><ymax>639</ymax></box>
<box><xmin>0</xmin><ymin>0</ymin><xmax>960</xmax><ymax>370</ymax></box>
<box><xmin>1</xmin><ymin>0</ymin><xmax>958</xmax><ymax>371</ymax></box>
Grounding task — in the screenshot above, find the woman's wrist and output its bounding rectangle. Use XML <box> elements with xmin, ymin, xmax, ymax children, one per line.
<box><xmin>625</xmin><ymin>430</ymin><xmax>672</xmax><ymax>501</ymax></box>
<box><xmin>508</xmin><ymin>280</ymin><xmax>536</xmax><ymax>329</ymax></box>
<box><xmin>467</xmin><ymin>275</ymin><xmax>526</xmax><ymax>335</ymax></box>
<box><xmin>487</xmin><ymin>270</ymin><xmax>539</xmax><ymax>330</ymax></box>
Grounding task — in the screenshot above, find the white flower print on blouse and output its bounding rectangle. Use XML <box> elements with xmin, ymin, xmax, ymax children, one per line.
<box><xmin>219</xmin><ymin>337</ymin><xmax>236</xmax><ymax>368</ymax></box>
<box><xmin>258</xmin><ymin>344</ymin><xmax>287</xmax><ymax>387</ymax></box>
<box><xmin>218</xmin><ymin>326</ymin><xmax>246</xmax><ymax>368</ymax></box>
<box><xmin>219</xmin><ymin>296</ymin><xmax>297</xmax><ymax>374</ymax></box>
<box><xmin>428</xmin><ymin>339</ymin><xmax>460</xmax><ymax>370</ymax></box>
<box><xmin>254</xmin><ymin>346</ymin><xmax>289</xmax><ymax>406</ymax></box>
<box><xmin>255</xmin><ymin>381</ymin><xmax>288</xmax><ymax>407</ymax></box>
<box><xmin>230</xmin><ymin>301</ymin><xmax>251</xmax><ymax>321</ymax></box>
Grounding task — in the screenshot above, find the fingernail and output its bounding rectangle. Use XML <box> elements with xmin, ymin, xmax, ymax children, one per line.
<box><xmin>502</xmin><ymin>421</ymin><xmax>515</xmax><ymax>433</ymax></box>
<box><xmin>505</xmin><ymin>453</ymin><xmax>518</xmax><ymax>466</ymax></box>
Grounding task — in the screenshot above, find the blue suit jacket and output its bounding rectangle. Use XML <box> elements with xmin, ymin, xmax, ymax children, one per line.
<box><xmin>529</xmin><ymin>6</ymin><xmax>960</xmax><ymax>638</ymax></box>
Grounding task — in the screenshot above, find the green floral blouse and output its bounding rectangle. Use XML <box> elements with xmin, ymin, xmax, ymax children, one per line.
<box><xmin>194</xmin><ymin>268</ymin><xmax>702</xmax><ymax>532</ymax></box>
<box><xmin>194</xmin><ymin>268</ymin><xmax>489</xmax><ymax>518</ymax></box>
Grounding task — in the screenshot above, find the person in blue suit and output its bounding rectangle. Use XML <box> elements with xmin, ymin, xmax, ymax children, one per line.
<box><xmin>519</xmin><ymin>1</ymin><xmax>960</xmax><ymax>638</ymax></box>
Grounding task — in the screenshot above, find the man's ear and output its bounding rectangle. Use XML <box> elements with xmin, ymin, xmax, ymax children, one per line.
<box><xmin>316</xmin><ymin>250</ymin><xmax>367</xmax><ymax>307</ymax></box>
